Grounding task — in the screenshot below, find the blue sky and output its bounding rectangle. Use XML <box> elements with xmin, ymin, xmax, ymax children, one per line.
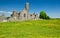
<box><xmin>0</xmin><ymin>0</ymin><xmax>60</xmax><ymax>18</ymax></box>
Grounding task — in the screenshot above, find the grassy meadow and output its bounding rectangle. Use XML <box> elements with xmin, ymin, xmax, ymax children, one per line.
<box><xmin>0</xmin><ymin>20</ymin><xmax>60</xmax><ymax>38</ymax></box>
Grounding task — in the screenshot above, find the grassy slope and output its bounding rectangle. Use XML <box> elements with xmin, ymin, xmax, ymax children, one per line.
<box><xmin>0</xmin><ymin>20</ymin><xmax>60</xmax><ymax>38</ymax></box>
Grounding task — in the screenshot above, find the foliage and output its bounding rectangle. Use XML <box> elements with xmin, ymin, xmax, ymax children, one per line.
<box><xmin>46</xmin><ymin>16</ymin><xmax>50</xmax><ymax>19</ymax></box>
<box><xmin>39</xmin><ymin>11</ymin><xmax>50</xmax><ymax>19</ymax></box>
<box><xmin>7</xmin><ymin>17</ymin><xmax>10</xmax><ymax>19</ymax></box>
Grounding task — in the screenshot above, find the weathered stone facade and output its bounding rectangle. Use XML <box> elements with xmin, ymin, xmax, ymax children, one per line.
<box><xmin>0</xmin><ymin>13</ymin><xmax>7</xmax><ymax>22</ymax></box>
<box><xmin>0</xmin><ymin>2</ymin><xmax>39</xmax><ymax>22</ymax></box>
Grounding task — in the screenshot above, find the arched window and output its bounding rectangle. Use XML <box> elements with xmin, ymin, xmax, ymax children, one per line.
<box><xmin>30</xmin><ymin>15</ymin><xmax>32</xmax><ymax>16</ymax></box>
<box><xmin>35</xmin><ymin>15</ymin><xmax>36</xmax><ymax>17</ymax></box>
<box><xmin>24</xmin><ymin>14</ymin><xmax>26</xmax><ymax>17</ymax></box>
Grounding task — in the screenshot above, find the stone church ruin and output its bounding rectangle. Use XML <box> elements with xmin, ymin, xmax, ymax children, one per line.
<box><xmin>0</xmin><ymin>2</ymin><xmax>39</xmax><ymax>22</ymax></box>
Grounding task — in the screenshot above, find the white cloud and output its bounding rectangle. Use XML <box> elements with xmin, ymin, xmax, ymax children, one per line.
<box><xmin>0</xmin><ymin>11</ymin><xmax>4</xmax><ymax>12</ymax></box>
<box><xmin>0</xmin><ymin>11</ymin><xmax>12</xmax><ymax>14</ymax></box>
<box><xmin>7</xmin><ymin>12</ymin><xmax>12</xmax><ymax>14</ymax></box>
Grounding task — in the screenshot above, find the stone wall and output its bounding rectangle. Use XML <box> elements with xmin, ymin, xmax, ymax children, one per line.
<box><xmin>0</xmin><ymin>2</ymin><xmax>39</xmax><ymax>22</ymax></box>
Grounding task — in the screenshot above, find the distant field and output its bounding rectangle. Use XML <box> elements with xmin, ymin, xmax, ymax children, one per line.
<box><xmin>0</xmin><ymin>20</ymin><xmax>60</xmax><ymax>38</ymax></box>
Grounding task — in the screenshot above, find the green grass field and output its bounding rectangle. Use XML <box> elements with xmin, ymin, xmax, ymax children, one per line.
<box><xmin>0</xmin><ymin>20</ymin><xmax>60</xmax><ymax>38</ymax></box>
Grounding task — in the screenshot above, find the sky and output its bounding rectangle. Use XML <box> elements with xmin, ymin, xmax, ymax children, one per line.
<box><xmin>0</xmin><ymin>0</ymin><xmax>60</xmax><ymax>18</ymax></box>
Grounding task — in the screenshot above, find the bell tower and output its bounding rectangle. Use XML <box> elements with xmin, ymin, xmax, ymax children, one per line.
<box><xmin>25</xmin><ymin>2</ymin><xmax>29</xmax><ymax>11</ymax></box>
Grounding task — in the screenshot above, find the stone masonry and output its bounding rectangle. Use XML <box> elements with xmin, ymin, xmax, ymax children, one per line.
<box><xmin>0</xmin><ymin>2</ymin><xmax>39</xmax><ymax>22</ymax></box>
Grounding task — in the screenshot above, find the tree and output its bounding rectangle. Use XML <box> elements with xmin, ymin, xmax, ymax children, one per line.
<box><xmin>46</xmin><ymin>16</ymin><xmax>50</xmax><ymax>19</ymax></box>
<box><xmin>7</xmin><ymin>17</ymin><xmax>10</xmax><ymax>19</ymax></box>
<box><xmin>39</xmin><ymin>11</ymin><xmax>50</xmax><ymax>19</ymax></box>
<box><xmin>39</xmin><ymin>11</ymin><xmax>47</xmax><ymax>19</ymax></box>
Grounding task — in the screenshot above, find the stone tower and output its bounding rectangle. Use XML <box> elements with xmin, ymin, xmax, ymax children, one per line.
<box><xmin>0</xmin><ymin>13</ymin><xmax>6</xmax><ymax>21</ymax></box>
<box><xmin>25</xmin><ymin>2</ymin><xmax>29</xmax><ymax>11</ymax></box>
<box><xmin>19</xmin><ymin>2</ymin><xmax>29</xmax><ymax>20</ymax></box>
<box><xmin>11</xmin><ymin>10</ymin><xmax>18</xmax><ymax>20</ymax></box>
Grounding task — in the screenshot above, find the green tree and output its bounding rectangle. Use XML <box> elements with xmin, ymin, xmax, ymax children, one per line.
<box><xmin>7</xmin><ymin>17</ymin><xmax>10</xmax><ymax>19</ymax></box>
<box><xmin>39</xmin><ymin>11</ymin><xmax>50</xmax><ymax>19</ymax></box>
<box><xmin>46</xmin><ymin>16</ymin><xmax>50</xmax><ymax>19</ymax></box>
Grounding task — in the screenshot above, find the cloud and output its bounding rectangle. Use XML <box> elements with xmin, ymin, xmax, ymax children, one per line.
<box><xmin>0</xmin><ymin>11</ymin><xmax>12</xmax><ymax>14</ymax></box>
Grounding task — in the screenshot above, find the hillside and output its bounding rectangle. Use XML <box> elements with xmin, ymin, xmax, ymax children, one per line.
<box><xmin>0</xmin><ymin>20</ymin><xmax>60</xmax><ymax>38</ymax></box>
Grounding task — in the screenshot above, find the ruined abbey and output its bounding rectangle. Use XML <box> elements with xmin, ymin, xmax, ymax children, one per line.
<box><xmin>0</xmin><ymin>2</ymin><xmax>39</xmax><ymax>22</ymax></box>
